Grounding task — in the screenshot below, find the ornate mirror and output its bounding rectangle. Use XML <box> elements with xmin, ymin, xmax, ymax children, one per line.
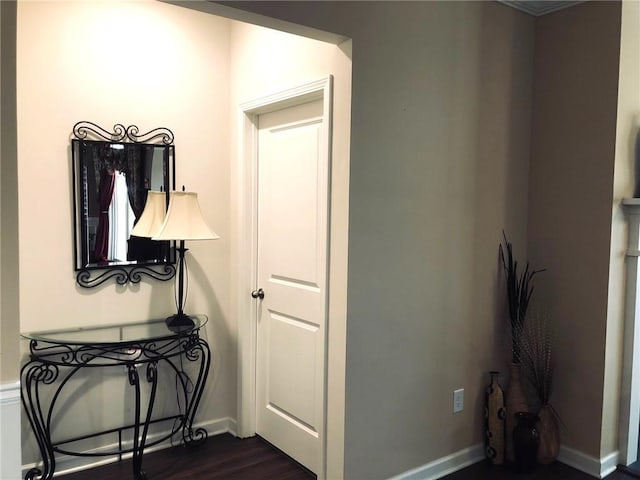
<box><xmin>72</xmin><ymin>122</ymin><xmax>176</xmax><ymax>287</ymax></box>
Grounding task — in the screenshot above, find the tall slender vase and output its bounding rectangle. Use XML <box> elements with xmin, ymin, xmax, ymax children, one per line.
<box><xmin>536</xmin><ymin>404</ymin><xmax>560</xmax><ymax>464</ymax></box>
<box><xmin>485</xmin><ymin>371</ymin><xmax>505</xmax><ymax>464</ymax></box>
<box><xmin>505</xmin><ymin>363</ymin><xmax>528</xmax><ymax>463</ymax></box>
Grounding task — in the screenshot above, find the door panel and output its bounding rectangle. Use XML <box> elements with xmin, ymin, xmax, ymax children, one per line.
<box><xmin>260</xmin><ymin>115</ymin><xmax>322</xmax><ymax>287</ymax></box>
<box><xmin>255</xmin><ymin>98</ymin><xmax>327</xmax><ymax>474</ymax></box>
<box><xmin>267</xmin><ymin>311</ymin><xmax>318</xmax><ymax>428</ymax></box>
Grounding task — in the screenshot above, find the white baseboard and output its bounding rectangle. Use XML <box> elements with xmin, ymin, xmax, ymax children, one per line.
<box><xmin>557</xmin><ymin>445</ymin><xmax>619</xmax><ymax>479</ymax></box>
<box><xmin>388</xmin><ymin>443</ymin><xmax>619</xmax><ymax>480</ymax></box>
<box><xmin>1</xmin><ymin>382</ymin><xmax>22</xmax><ymax>480</ymax></box>
<box><xmin>22</xmin><ymin>416</ymin><xmax>238</xmax><ymax>478</ymax></box>
<box><xmin>388</xmin><ymin>444</ymin><xmax>485</xmax><ymax>480</ymax></box>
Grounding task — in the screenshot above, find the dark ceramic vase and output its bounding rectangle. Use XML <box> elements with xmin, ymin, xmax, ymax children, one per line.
<box><xmin>505</xmin><ymin>363</ymin><xmax>528</xmax><ymax>462</ymax></box>
<box><xmin>513</xmin><ymin>411</ymin><xmax>540</xmax><ymax>473</ymax></box>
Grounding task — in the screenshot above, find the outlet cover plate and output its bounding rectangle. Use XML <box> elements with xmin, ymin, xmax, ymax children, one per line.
<box><xmin>453</xmin><ymin>388</ymin><xmax>464</xmax><ymax>413</ymax></box>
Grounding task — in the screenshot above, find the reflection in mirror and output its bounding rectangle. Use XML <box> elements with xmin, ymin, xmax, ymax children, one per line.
<box><xmin>71</xmin><ymin>122</ymin><xmax>177</xmax><ymax>288</ymax></box>
<box><xmin>73</xmin><ymin>140</ymin><xmax>172</xmax><ymax>268</ymax></box>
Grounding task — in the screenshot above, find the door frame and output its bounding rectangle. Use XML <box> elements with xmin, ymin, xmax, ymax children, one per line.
<box><xmin>235</xmin><ymin>76</ymin><xmax>333</xmax><ymax>476</ymax></box>
<box><xmin>619</xmin><ymin>201</ymin><xmax>640</xmax><ymax>466</ymax></box>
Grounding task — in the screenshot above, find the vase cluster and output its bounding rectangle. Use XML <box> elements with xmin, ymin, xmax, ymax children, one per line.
<box><xmin>484</xmin><ymin>366</ymin><xmax>559</xmax><ymax>472</ymax></box>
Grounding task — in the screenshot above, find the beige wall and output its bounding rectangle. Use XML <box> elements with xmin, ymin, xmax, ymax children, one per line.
<box><xmin>16</xmin><ymin>0</ymin><xmax>235</xmax><ymax>461</ymax></box>
<box><xmin>527</xmin><ymin>1</ymin><xmax>622</xmax><ymax>458</ymax></box>
<box><xmin>1</xmin><ymin>0</ymin><xmax>19</xmax><ymax>386</ymax></box>
<box><xmin>226</xmin><ymin>21</ymin><xmax>351</xmax><ymax>479</ymax></box>
<box><xmin>16</xmin><ymin>0</ymin><xmax>230</xmax><ymax>331</ymax></box>
<box><xmin>219</xmin><ymin>1</ymin><xmax>535</xmax><ymax>478</ymax></box>
<box><xmin>12</xmin><ymin>0</ymin><xmax>351</xmax><ymax>472</ymax></box>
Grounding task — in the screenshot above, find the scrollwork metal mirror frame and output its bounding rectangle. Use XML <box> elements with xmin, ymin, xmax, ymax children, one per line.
<box><xmin>71</xmin><ymin>121</ymin><xmax>177</xmax><ymax>288</ymax></box>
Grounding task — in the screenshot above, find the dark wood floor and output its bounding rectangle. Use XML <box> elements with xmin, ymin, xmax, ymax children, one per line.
<box><xmin>61</xmin><ymin>433</ymin><xmax>315</xmax><ymax>480</ymax></box>
<box><xmin>59</xmin><ymin>433</ymin><xmax>640</xmax><ymax>480</ymax></box>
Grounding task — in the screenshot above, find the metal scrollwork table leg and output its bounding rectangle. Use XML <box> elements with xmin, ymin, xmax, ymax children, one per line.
<box><xmin>181</xmin><ymin>336</ymin><xmax>211</xmax><ymax>446</ymax></box>
<box><xmin>20</xmin><ymin>361</ymin><xmax>59</xmax><ymax>480</ymax></box>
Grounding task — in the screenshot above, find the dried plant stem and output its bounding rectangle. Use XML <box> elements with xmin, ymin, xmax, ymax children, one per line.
<box><xmin>499</xmin><ymin>232</ymin><xmax>544</xmax><ymax>364</ymax></box>
<box><xmin>516</xmin><ymin>310</ymin><xmax>554</xmax><ymax>406</ymax></box>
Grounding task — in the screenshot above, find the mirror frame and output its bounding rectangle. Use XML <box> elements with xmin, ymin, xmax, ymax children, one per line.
<box><xmin>71</xmin><ymin>121</ymin><xmax>176</xmax><ymax>288</ymax></box>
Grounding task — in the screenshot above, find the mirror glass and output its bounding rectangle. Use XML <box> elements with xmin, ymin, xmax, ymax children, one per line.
<box><xmin>72</xmin><ymin>139</ymin><xmax>175</xmax><ymax>270</ymax></box>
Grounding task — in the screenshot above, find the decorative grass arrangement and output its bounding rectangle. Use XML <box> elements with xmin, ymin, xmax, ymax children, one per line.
<box><xmin>516</xmin><ymin>309</ymin><xmax>562</xmax><ymax>463</ymax></box>
<box><xmin>499</xmin><ymin>232</ymin><xmax>545</xmax><ymax>364</ymax></box>
<box><xmin>515</xmin><ymin>310</ymin><xmax>554</xmax><ymax>409</ymax></box>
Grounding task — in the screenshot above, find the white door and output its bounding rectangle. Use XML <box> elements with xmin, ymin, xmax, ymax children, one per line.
<box><xmin>255</xmin><ymin>98</ymin><xmax>329</xmax><ymax>474</ymax></box>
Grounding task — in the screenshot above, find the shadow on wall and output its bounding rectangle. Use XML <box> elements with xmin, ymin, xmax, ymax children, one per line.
<box><xmin>471</xmin><ymin>2</ymin><xmax>534</xmax><ymax>378</ymax></box>
<box><xmin>182</xmin><ymin>254</ymin><xmax>231</xmax><ymax>417</ymax></box>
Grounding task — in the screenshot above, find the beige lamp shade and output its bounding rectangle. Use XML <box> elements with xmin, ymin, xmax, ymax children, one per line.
<box><xmin>152</xmin><ymin>191</ymin><xmax>219</xmax><ymax>241</ymax></box>
<box><xmin>130</xmin><ymin>191</ymin><xmax>167</xmax><ymax>238</ymax></box>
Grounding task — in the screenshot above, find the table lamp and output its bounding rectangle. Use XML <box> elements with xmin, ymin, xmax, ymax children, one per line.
<box><xmin>135</xmin><ymin>189</ymin><xmax>219</xmax><ymax>329</ymax></box>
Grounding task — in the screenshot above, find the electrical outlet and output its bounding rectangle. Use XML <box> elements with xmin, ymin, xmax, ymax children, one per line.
<box><xmin>453</xmin><ymin>388</ymin><xmax>464</xmax><ymax>413</ymax></box>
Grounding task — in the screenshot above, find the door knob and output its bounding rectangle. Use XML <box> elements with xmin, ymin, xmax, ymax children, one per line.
<box><xmin>251</xmin><ymin>288</ymin><xmax>264</xmax><ymax>300</ymax></box>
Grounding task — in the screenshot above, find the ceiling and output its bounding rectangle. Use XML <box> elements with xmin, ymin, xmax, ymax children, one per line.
<box><xmin>499</xmin><ymin>0</ymin><xmax>584</xmax><ymax>16</ymax></box>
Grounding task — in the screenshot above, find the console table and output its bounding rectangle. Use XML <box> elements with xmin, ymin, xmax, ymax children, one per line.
<box><xmin>20</xmin><ymin>315</ymin><xmax>211</xmax><ymax>480</ymax></box>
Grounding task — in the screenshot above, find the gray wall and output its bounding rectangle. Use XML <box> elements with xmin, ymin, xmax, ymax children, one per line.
<box><xmin>527</xmin><ymin>1</ymin><xmax>621</xmax><ymax>458</ymax></box>
<box><xmin>0</xmin><ymin>0</ymin><xmax>19</xmax><ymax>387</ymax></box>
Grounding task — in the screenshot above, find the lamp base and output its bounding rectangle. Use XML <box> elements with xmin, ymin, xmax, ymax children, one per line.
<box><xmin>165</xmin><ymin>312</ymin><xmax>195</xmax><ymax>332</ymax></box>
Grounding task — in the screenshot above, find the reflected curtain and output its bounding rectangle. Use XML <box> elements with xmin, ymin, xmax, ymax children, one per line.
<box><xmin>92</xmin><ymin>169</ymin><xmax>116</xmax><ymax>263</ymax></box>
<box><xmin>125</xmin><ymin>146</ymin><xmax>155</xmax><ymax>262</ymax></box>
<box><xmin>124</xmin><ymin>146</ymin><xmax>145</xmax><ymax>220</ymax></box>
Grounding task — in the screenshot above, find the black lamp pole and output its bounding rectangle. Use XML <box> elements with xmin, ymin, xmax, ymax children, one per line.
<box><xmin>165</xmin><ymin>240</ymin><xmax>194</xmax><ymax>329</ymax></box>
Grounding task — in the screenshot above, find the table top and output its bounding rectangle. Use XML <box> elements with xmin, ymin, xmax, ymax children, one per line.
<box><xmin>21</xmin><ymin>314</ymin><xmax>207</xmax><ymax>346</ymax></box>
